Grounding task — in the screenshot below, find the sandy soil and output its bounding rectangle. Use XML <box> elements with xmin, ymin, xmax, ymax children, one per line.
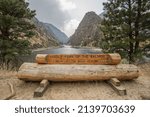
<box><xmin>0</xmin><ymin>63</ymin><xmax>150</xmax><ymax>100</ymax></box>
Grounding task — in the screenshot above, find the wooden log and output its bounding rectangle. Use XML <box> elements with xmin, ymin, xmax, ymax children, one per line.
<box><xmin>17</xmin><ymin>63</ymin><xmax>139</xmax><ymax>81</ymax></box>
<box><xmin>107</xmin><ymin>81</ymin><xmax>127</xmax><ymax>96</ymax></box>
<box><xmin>40</xmin><ymin>79</ymin><xmax>49</xmax><ymax>87</ymax></box>
<box><xmin>35</xmin><ymin>53</ymin><xmax>121</xmax><ymax>65</ymax></box>
<box><xmin>107</xmin><ymin>78</ymin><xmax>121</xmax><ymax>86</ymax></box>
<box><xmin>34</xmin><ymin>79</ymin><xmax>49</xmax><ymax>97</ymax></box>
<box><xmin>35</xmin><ymin>54</ymin><xmax>48</xmax><ymax>64</ymax></box>
<box><xmin>34</xmin><ymin>87</ymin><xmax>46</xmax><ymax>97</ymax></box>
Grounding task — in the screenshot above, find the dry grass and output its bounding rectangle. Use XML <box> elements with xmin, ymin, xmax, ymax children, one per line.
<box><xmin>0</xmin><ymin>69</ymin><xmax>17</xmax><ymax>100</ymax></box>
<box><xmin>0</xmin><ymin>63</ymin><xmax>17</xmax><ymax>77</ymax></box>
<box><xmin>138</xmin><ymin>63</ymin><xmax>150</xmax><ymax>76</ymax></box>
<box><xmin>0</xmin><ymin>68</ymin><xmax>17</xmax><ymax>80</ymax></box>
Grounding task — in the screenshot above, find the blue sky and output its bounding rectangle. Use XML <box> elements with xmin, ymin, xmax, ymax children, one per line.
<box><xmin>28</xmin><ymin>0</ymin><xmax>107</xmax><ymax>36</ymax></box>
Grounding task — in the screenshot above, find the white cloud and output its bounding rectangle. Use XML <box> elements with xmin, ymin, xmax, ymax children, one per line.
<box><xmin>58</xmin><ymin>0</ymin><xmax>76</xmax><ymax>11</ymax></box>
<box><xmin>28</xmin><ymin>0</ymin><xmax>107</xmax><ymax>36</ymax></box>
<box><xmin>64</xmin><ymin>19</ymin><xmax>80</xmax><ymax>37</ymax></box>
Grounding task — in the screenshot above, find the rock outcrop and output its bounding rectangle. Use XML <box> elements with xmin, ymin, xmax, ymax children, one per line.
<box><xmin>69</xmin><ymin>11</ymin><xmax>103</xmax><ymax>47</ymax></box>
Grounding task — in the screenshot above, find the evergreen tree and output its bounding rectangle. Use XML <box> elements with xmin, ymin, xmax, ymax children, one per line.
<box><xmin>0</xmin><ymin>0</ymin><xmax>35</xmax><ymax>67</ymax></box>
<box><xmin>101</xmin><ymin>0</ymin><xmax>150</xmax><ymax>63</ymax></box>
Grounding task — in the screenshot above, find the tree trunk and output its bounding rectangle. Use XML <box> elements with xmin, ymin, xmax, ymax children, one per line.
<box><xmin>134</xmin><ymin>0</ymin><xmax>141</xmax><ymax>55</ymax></box>
<box><xmin>128</xmin><ymin>0</ymin><xmax>134</xmax><ymax>63</ymax></box>
<box><xmin>129</xmin><ymin>42</ymin><xmax>134</xmax><ymax>63</ymax></box>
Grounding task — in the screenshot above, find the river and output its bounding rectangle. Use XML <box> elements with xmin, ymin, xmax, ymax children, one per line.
<box><xmin>20</xmin><ymin>45</ymin><xmax>102</xmax><ymax>63</ymax></box>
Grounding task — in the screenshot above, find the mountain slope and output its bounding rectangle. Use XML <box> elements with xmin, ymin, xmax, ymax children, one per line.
<box><xmin>68</xmin><ymin>11</ymin><xmax>103</xmax><ymax>47</ymax></box>
<box><xmin>44</xmin><ymin>23</ymin><xmax>69</xmax><ymax>44</ymax></box>
<box><xmin>30</xmin><ymin>18</ymin><xmax>59</xmax><ymax>49</ymax></box>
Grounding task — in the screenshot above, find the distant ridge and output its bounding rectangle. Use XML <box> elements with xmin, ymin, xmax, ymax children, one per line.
<box><xmin>44</xmin><ymin>23</ymin><xmax>69</xmax><ymax>44</ymax></box>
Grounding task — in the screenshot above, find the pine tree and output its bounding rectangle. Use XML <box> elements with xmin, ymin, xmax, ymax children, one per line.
<box><xmin>101</xmin><ymin>0</ymin><xmax>150</xmax><ymax>63</ymax></box>
<box><xmin>0</xmin><ymin>0</ymin><xmax>35</xmax><ymax>67</ymax></box>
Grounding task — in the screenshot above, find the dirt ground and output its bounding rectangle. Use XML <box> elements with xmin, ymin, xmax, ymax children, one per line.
<box><xmin>0</xmin><ymin>63</ymin><xmax>150</xmax><ymax>100</ymax></box>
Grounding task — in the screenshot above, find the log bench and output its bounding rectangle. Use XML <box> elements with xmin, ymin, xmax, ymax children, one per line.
<box><xmin>17</xmin><ymin>53</ymin><xmax>139</xmax><ymax>97</ymax></box>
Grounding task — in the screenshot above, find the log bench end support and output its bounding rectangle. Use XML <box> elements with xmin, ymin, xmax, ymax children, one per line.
<box><xmin>34</xmin><ymin>79</ymin><xmax>50</xmax><ymax>97</ymax></box>
<box><xmin>106</xmin><ymin>78</ymin><xmax>127</xmax><ymax>96</ymax></box>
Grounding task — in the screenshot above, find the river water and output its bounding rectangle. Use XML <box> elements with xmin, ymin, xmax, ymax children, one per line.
<box><xmin>21</xmin><ymin>45</ymin><xmax>102</xmax><ymax>63</ymax></box>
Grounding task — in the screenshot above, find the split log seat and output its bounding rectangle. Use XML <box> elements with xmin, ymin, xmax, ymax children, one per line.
<box><xmin>17</xmin><ymin>63</ymin><xmax>139</xmax><ymax>81</ymax></box>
